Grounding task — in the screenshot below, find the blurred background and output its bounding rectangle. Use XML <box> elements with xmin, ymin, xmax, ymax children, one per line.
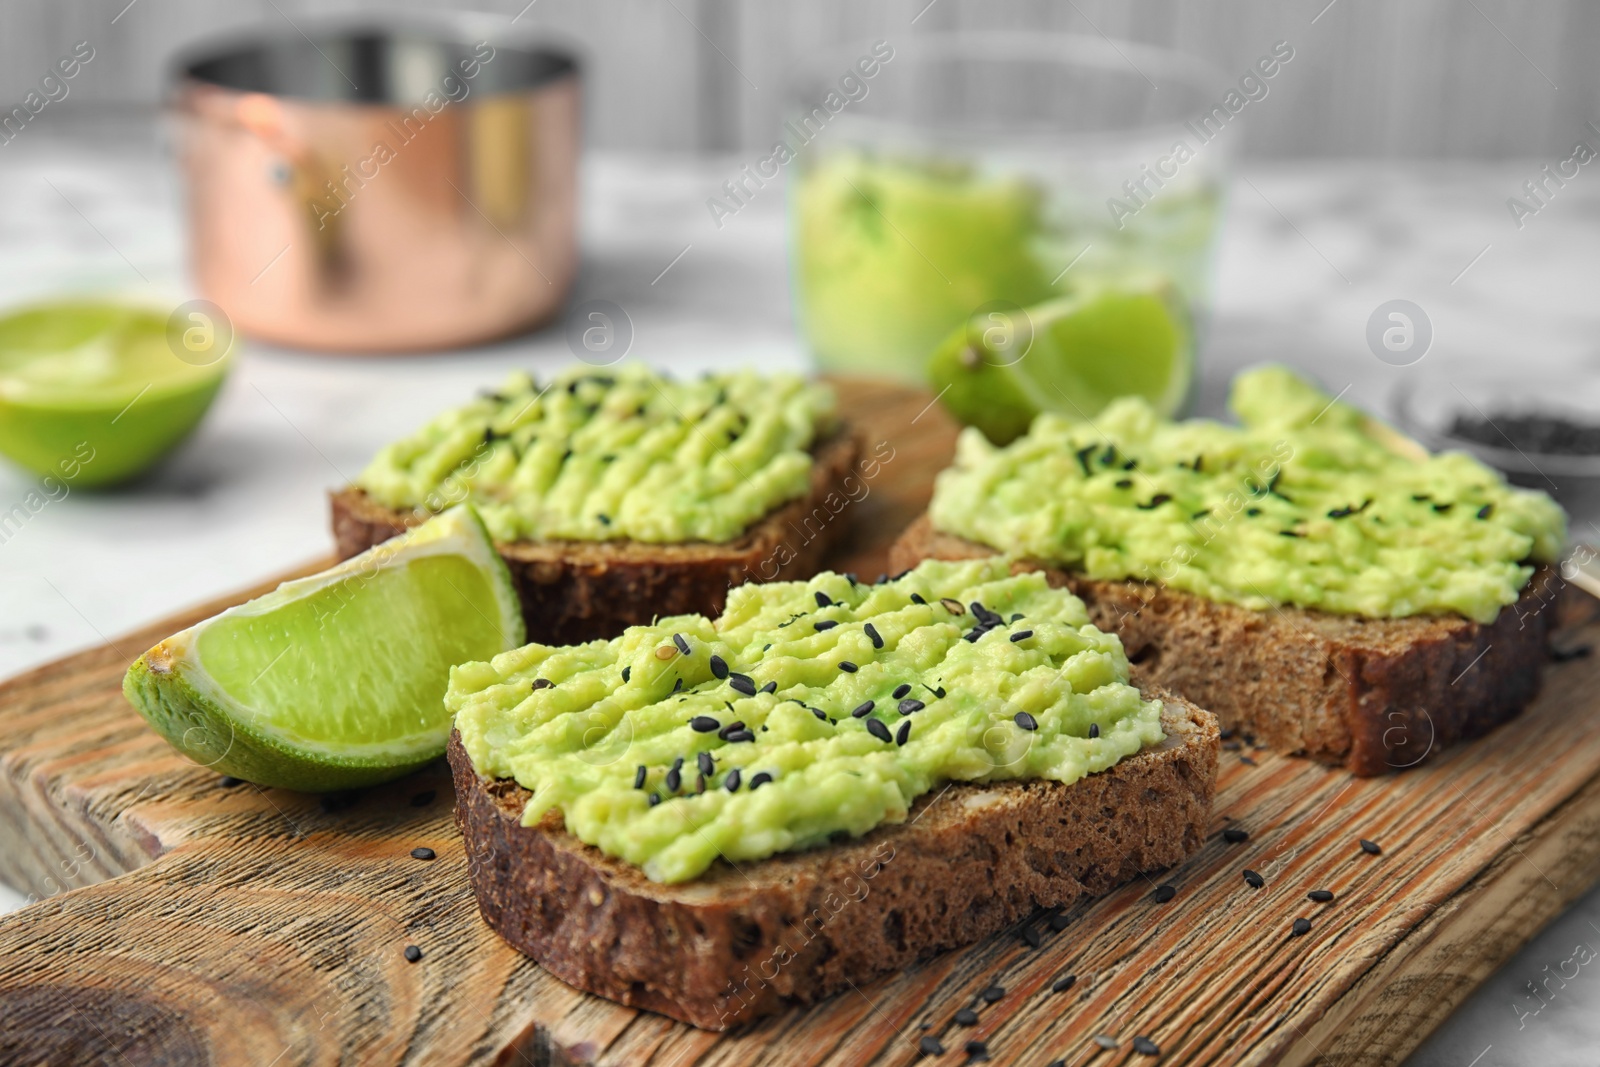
<box><xmin>2</xmin><ymin>3</ymin><xmax>1599</xmax><ymax>1063</ymax></box>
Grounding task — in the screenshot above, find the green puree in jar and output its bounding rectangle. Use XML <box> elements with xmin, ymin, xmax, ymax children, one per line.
<box><xmin>449</xmin><ymin>558</ymin><xmax>1164</xmax><ymax>883</ymax></box>
<box><xmin>929</xmin><ymin>366</ymin><xmax>1567</xmax><ymax>624</ymax></box>
<box><xmin>356</xmin><ymin>364</ymin><xmax>838</xmax><ymax>545</ymax></box>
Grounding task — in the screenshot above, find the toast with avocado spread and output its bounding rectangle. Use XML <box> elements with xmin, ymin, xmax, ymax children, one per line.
<box><xmin>445</xmin><ymin>558</ymin><xmax>1218</xmax><ymax>1028</ymax></box>
<box><xmin>890</xmin><ymin>366</ymin><xmax>1567</xmax><ymax>775</ymax></box>
<box><xmin>332</xmin><ymin>365</ymin><xmax>860</xmax><ymax>644</ymax></box>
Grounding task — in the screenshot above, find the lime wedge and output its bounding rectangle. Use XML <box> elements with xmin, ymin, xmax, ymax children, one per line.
<box><xmin>0</xmin><ymin>300</ymin><xmax>230</xmax><ymax>486</ymax></box>
<box><xmin>928</xmin><ymin>284</ymin><xmax>1193</xmax><ymax>444</ymax></box>
<box><xmin>123</xmin><ymin>506</ymin><xmax>525</xmax><ymax>791</ymax></box>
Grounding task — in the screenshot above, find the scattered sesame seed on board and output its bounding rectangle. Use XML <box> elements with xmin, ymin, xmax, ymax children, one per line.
<box><xmin>410</xmin><ymin>847</ymin><xmax>435</xmax><ymax>861</ymax></box>
<box><xmin>981</xmin><ymin>985</ymin><xmax>1005</xmax><ymax>1003</ymax></box>
<box><xmin>1049</xmin><ymin>913</ymin><xmax>1071</xmax><ymax>932</ymax></box>
<box><xmin>1152</xmin><ymin>884</ymin><xmax>1176</xmax><ymax>903</ymax></box>
<box><xmin>1133</xmin><ymin>1035</ymin><xmax>1161</xmax><ymax>1055</ymax></box>
<box><xmin>1223</xmin><ymin>827</ymin><xmax>1249</xmax><ymax>843</ymax></box>
<box><xmin>1360</xmin><ymin>838</ymin><xmax>1383</xmax><ymax>855</ymax></box>
<box><xmin>403</xmin><ymin>945</ymin><xmax>422</xmax><ymax>963</ymax></box>
<box><xmin>954</xmin><ymin>1007</ymin><xmax>979</xmax><ymax>1026</ymax></box>
<box><xmin>1243</xmin><ymin>869</ymin><xmax>1265</xmax><ymax>889</ymax></box>
<box><xmin>1022</xmin><ymin>926</ymin><xmax>1042</xmax><ymax>948</ymax></box>
<box><xmin>1309</xmin><ymin>889</ymin><xmax>1335</xmax><ymax>902</ymax></box>
<box><xmin>965</xmin><ymin>1039</ymin><xmax>990</xmax><ymax>1061</ymax></box>
<box><xmin>1052</xmin><ymin>974</ymin><xmax>1077</xmax><ymax>993</ymax></box>
<box><xmin>1292</xmin><ymin>917</ymin><xmax>1312</xmax><ymax>936</ymax></box>
<box><xmin>917</xmin><ymin>1035</ymin><xmax>944</xmax><ymax>1056</ymax></box>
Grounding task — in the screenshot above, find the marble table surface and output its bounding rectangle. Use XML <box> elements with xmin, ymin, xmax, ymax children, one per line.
<box><xmin>3</xmin><ymin>113</ymin><xmax>1600</xmax><ymax>1064</ymax></box>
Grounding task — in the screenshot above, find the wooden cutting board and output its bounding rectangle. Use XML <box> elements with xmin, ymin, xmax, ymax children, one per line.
<box><xmin>3</xmin><ymin>379</ymin><xmax>1599</xmax><ymax>1067</ymax></box>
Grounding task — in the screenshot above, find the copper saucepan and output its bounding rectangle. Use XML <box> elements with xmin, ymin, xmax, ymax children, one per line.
<box><xmin>172</xmin><ymin>19</ymin><xmax>579</xmax><ymax>352</ymax></box>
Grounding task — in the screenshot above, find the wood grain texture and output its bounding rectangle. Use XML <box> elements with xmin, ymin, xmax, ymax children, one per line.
<box><xmin>2</xmin><ymin>379</ymin><xmax>1599</xmax><ymax>1066</ymax></box>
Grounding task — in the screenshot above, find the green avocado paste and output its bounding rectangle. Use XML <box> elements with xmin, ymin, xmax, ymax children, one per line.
<box><xmin>449</xmin><ymin>558</ymin><xmax>1164</xmax><ymax>883</ymax></box>
<box><xmin>356</xmin><ymin>364</ymin><xmax>838</xmax><ymax>545</ymax></box>
<box><xmin>929</xmin><ymin>366</ymin><xmax>1566</xmax><ymax>624</ymax></box>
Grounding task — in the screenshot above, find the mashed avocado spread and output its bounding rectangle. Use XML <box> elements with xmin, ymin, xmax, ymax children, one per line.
<box><xmin>449</xmin><ymin>558</ymin><xmax>1164</xmax><ymax>883</ymax></box>
<box><xmin>356</xmin><ymin>364</ymin><xmax>837</xmax><ymax>545</ymax></box>
<box><xmin>930</xmin><ymin>366</ymin><xmax>1566</xmax><ymax>624</ymax></box>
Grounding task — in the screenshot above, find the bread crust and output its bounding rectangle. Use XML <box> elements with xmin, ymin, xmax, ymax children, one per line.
<box><xmin>889</xmin><ymin>514</ymin><xmax>1556</xmax><ymax>776</ymax></box>
<box><xmin>448</xmin><ymin>696</ymin><xmax>1218</xmax><ymax>1030</ymax></box>
<box><xmin>331</xmin><ymin>431</ymin><xmax>861</xmax><ymax>644</ymax></box>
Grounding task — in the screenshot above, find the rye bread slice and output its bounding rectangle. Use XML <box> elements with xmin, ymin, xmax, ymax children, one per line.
<box><xmin>448</xmin><ymin>695</ymin><xmax>1217</xmax><ymax>1031</ymax></box>
<box><xmin>331</xmin><ymin>430</ymin><xmax>861</xmax><ymax>645</ymax></box>
<box><xmin>889</xmin><ymin>514</ymin><xmax>1557</xmax><ymax>776</ymax></box>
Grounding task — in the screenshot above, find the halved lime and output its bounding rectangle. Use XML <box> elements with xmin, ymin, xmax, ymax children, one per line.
<box><xmin>928</xmin><ymin>283</ymin><xmax>1193</xmax><ymax>444</ymax></box>
<box><xmin>0</xmin><ymin>300</ymin><xmax>230</xmax><ymax>486</ymax></box>
<box><xmin>123</xmin><ymin>506</ymin><xmax>525</xmax><ymax>792</ymax></box>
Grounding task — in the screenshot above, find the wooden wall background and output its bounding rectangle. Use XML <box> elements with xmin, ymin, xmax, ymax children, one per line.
<box><xmin>0</xmin><ymin>0</ymin><xmax>1594</xmax><ymax>158</ymax></box>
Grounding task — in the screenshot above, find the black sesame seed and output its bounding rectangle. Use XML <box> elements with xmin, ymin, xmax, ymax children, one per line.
<box><xmin>1308</xmin><ymin>889</ymin><xmax>1335</xmax><ymax>903</ymax></box>
<box><xmin>851</xmin><ymin>701</ymin><xmax>875</xmax><ymax>718</ymax></box>
<box><xmin>532</xmin><ymin>678</ymin><xmax>555</xmax><ymax>690</ymax></box>
<box><xmin>759</xmin><ymin>681</ymin><xmax>777</xmax><ymax>694</ymax></box>
<box><xmin>1075</xmin><ymin>444</ymin><xmax>1096</xmax><ymax>476</ymax></box>
<box><xmin>672</xmin><ymin>678</ymin><xmax>683</xmax><ymax>693</ymax></box>
<box><xmin>814</xmin><ymin>620</ymin><xmax>838</xmax><ymax>631</ymax></box>
<box><xmin>971</xmin><ymin>602</ymin><xmax>1001</xmax><ymax>625</ymax></box>
<box><xmin>1292</xmin><ymin>917</ymin><xmax>1312</xmax><ymax>936</ymax></box>
<box><xmin>893</xmin><ymin>683</ymin><xmax>912</xmax><ymax>699</ymax></box>
<box><xmin>728</xmin><ymin>674</ymin><xmax>756</xmax><ymax>696</ymax></box>
<box><xmin>810</xmin><ymin>707</ymin><xmax>827</xmax><ymax>722</ymax></box>
<box><xmin>1243</xmin><ymin>869</ymin><xmax>1265</xmax><ymax>888</ymax></box>
<box><xmin>1433</xmin><ymin>502</ymin><xmax>1454</xmax><ymax>513</ymax></box>
<box><xmin>981</xmin><ymin>985</ymin><xmax>1005</xmax><ymax>1003</ymax></box>
<box><xmin>665</xmin><ymin>765</ymin><xmax>683</xmax><ymax>793</ymax></box>
<box><xmin>898</xmin><ymin>699</ymin><xmax>925</xmax><ymax>715</ymax></box>
<box><xmin>696</xmin><ymin>773</ymin><xmax>706</xmax><ymax>793</ymax></box>
<box><xmin>865</xmin><ymin>623</ymin><xmax>884</xmax><ymax>649</ymax></box>
<box><xmin>1115</xmin><ymin>478</ymin><xmax>1133</xmax><ymax>489</ymax></box>
<box><xmin>690</xmin><ymin>715</ymin><xmax>719</xmax><ymax>734</ymax></box>
<box><xmin>411</xmin><ymin>847</ymin><xmax>436</xmax><ymax>861</ymax></box>
<box><xmin>648</xmin><ymin>792</ymin><xmax>661</xmax><ymax>806</ymax></box>
<box><xmin>750</xmin><ymin>772</ymin><xmax>773</xmax><ymax>790</ymax></box>
<box><xmin>1360</xmin><ymin>838</ymin><xmax>1383</xmax><ymax>855</ymax></box>
<box><xmin>219</xmin><ymin>775</ymin><xmax>243</xmax><ymax>788</ymax></box>
<box><xmin>673</xmin><ymin>633</ymin><xmax>691</xmax><ymax>656</ymax></box>
<box><xmin>1223</xmin><ymin>827</ymin><xmax>1249</xmax><ymax>843</ymax></box>
<box><xmin>1247</xmin><ymin>506</ymin><xmax>1262</xmax><ymax>516</ymax></box>
<box><xmin>1133</xmin><ymin>1035</ymin><xmax>1161</xmax><ymax>1056</ymax></box>
<box><xmin>867</xmin><ymin>719</ymin><xmax>892</xmax><ymax>742</ymax></box>
<box><xmin>918</xmin><ymin>1036</ymin><xmax>945</xmax><ymax>1056</ymax></box>
<box><xmin>725</xmin><ymin>769</ymin><xmax>741</xmax><ymax>792</ymax></box>
<box><xmin>1048</xmin><ymin>913</ymin><xmax>1071</xmax><ymax>932</ymax></box>
<box><xmin>597</xmin><ymin>513</ymin><xmax>611</xmax><ymax>526</ymax></box>
<box><xmin>815</xmin><ymin>591</ymin><xmax>833</xmax><ymax>608</ymax></box>
<box><xmin>1137</xmin><ymin>494</ymin><xmax>1172</xmax><ymax>510</ymax></box>
<box><xmin>839</xmin><ymin>661</ymin><xmax>858</xmax><ymax>673</ymax></box>
<box><xmin>1009</xmin><ymin>613</ymin><xmax>1024</xmax><ymax>623</ymax></box>
<box><xmin>1088</xmin><ymin>723</ymin><xmax>1100</xmax><ymax>739</ymax></box>
<box><xmin>896</xmin><ymin>720</ymin><xmax>911</xmax><ymax>746</ymax></box>
<box><xmin>1014</xmin><ymin>711</ymin><xmax>1038</xmax><ymax>731</ymax></box>
<box><xmin>1478</xmin><ymin>503</ymin><xmax>1494</xmax><ymax>519</ymax></box>
<box><xmin>1047</xmin><ymin>1061</ymin><xmax>1066</xmax><ymax>1067</ymax></box>
<box><xmin>698</xmin><ymin>751</ymin><xmax>716</xmax><ymax>777</ymax></box>
<box><xmin>954</xmin><ymin>1007</ymin><xmax>979</xmax><ymax>1026</ymax></box>
<box><xmin>404</xmin><ymin>945</ymin><xmax>422</xmax><ymax>963</ymax></box>
<box><xmin>727</xmin><ymin>729</ymin><xmax>756</xmax><ymax>742</ymax></box>
<box><xmin>621</xmin><ymin>666</ymin><xmax>631</xmax><ymax>683</ymax></box>
<box><xmin>1192</xmin><ymin>509</ymin><xmax>1211</xmax><ymax>519</ymax></box>
<box><xmin>1010</xmin><ymin>630</ymin><xmax>1034</xmax><ymax>643</ymax></box>
<box><xmin>1152</xmin><ymin>883</ymin><xmax>1176</xmax><ymax>903</ymax></box>
<box><xmin>633</xmin><ymin>765</ymin><xmax>648</xmax><ymax>789</ymax></box>
<box><xmin>716</xmin><ymin>721</ymin><xmax>746</xmax><ymax>741</ymax></box>
<box><xmin>910</xmin><ymin>593</ymin><xmax>927</xmax><ymax>605</ymax></box>
<box><xmin>965</xmin><ymin>1039</ymin><xmax>990</xmax><ymax>1061</ymax></box>
<box><xmin>708</xmin><ymin>655</ymin><xmax>729</xmax><ymax>679</ymax></box>
<box><xmin>1022</xmin><ymin>925</ymin><xmax>1042</xmax><ymax>948</ymax></box>
<box><xmin>1052</xmin><ymin>974</ymin><xmax>1077</xmax><ymax>994</ymax></box>
<box><xmin>409</xmin><ymin>790</ymin><xmax>435</xmax><ymax>807</ymax></box>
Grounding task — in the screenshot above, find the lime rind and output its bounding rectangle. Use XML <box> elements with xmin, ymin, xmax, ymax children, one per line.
<box><xmin>122</xmin><ymin>505</ymin><xmax>524</xmax><ymax>791</ymax></box>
